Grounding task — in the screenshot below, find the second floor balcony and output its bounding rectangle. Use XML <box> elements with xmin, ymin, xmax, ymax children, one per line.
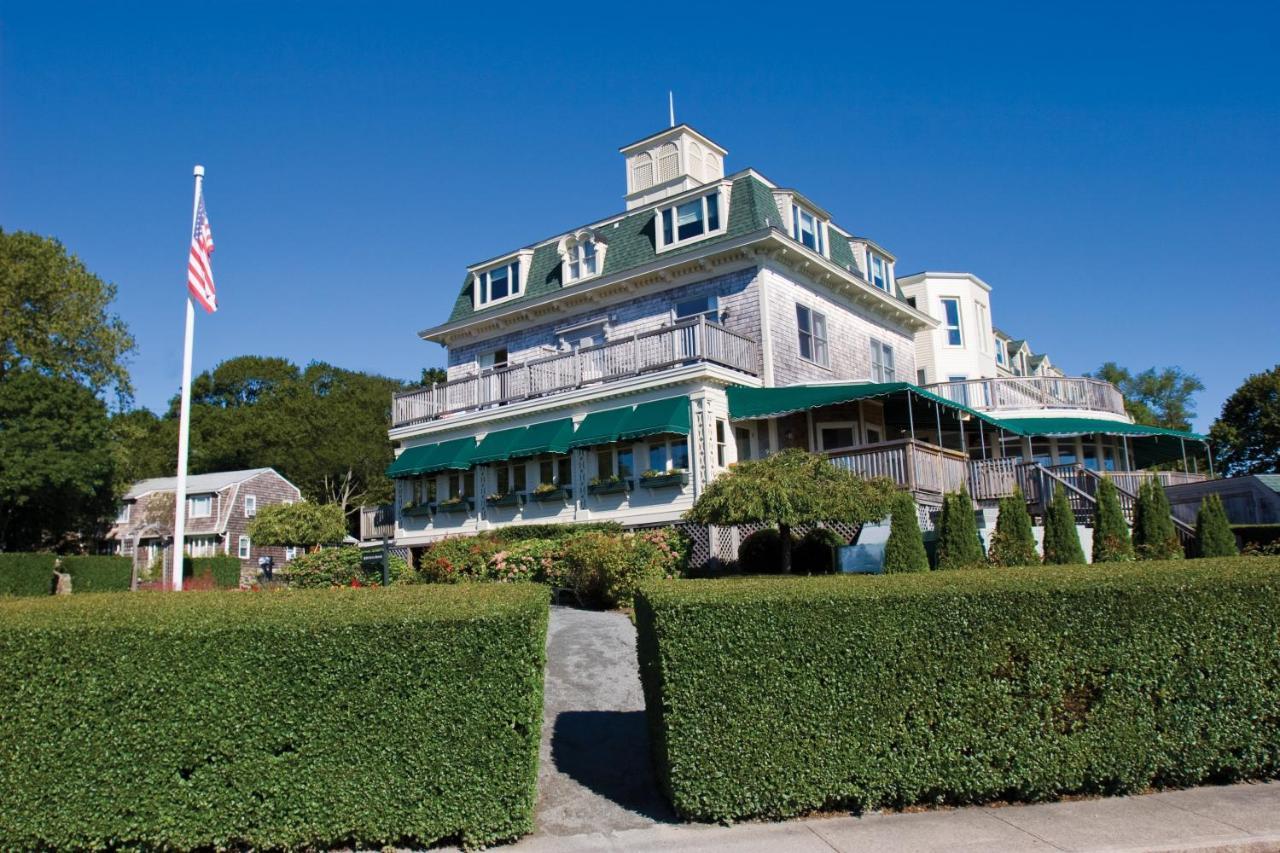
<box><xmin>923</xmin><ymin>376</ymin><xmax>1127</xmax><ymax>417</ymax></box>
<box><xmin>393</xmin><ymin>317</ymin><xmax>760</xmax><ymax>429</ymax></box>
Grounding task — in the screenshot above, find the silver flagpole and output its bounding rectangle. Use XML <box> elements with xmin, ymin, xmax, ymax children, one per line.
<box><xmin>171</xmin><ymin>164</ymin><xmax>204</xmax><ymax>591</ymax></box>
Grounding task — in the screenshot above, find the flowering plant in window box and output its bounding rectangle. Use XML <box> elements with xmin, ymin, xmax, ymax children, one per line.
<box><xmin>639</xmin><ymin>468</ymin><xmax>690</xmax><ymax>489</ymax></box>
<box><xmin>436</xmin><ymin>495</ymin><xmax>472</xmax><ymax>513</ymax></box>
<box><xmin>588</xmin><ymin>475</ymin><xmax>631</xmax><ymax>496</ymax></box>
<box><xmin>531</xmin><ymin>482</ymin><xmax>570</xmax><ymax>503</ymax></box>
<box><xmin>401</xmin><ymin>502</ymin><xmax>433</xmax><ymax>518</ymax></box>
<box><xmin>486</xmin><ymin>491</ymin><xmax>524</xmax><ymax>508</ymax></box>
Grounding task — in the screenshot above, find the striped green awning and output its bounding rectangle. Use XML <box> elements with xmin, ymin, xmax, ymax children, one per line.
<box><xmin>469</xmin><ymin>426</ymin><xmax>527</xmax><ymax>464</ymax></box>
<box><xmin>618</xmin><ymin>397</ymin><xmax>692</xmax><ymax>441</ymax></box>
<box><xmin>996</xmin><ymin>417</ymin><xmax>1206</xmax><ymax>441</ymax></box>
<box><xmin>569</xmin><ymin>405</ymin><xmax>634</xmax><ymax>448</ymax></box>
<box><xmin>386</xmin><ymin>436</ymin><xmax>477</xmax><ymax>478</ymax></box>
<box><xmin>508</xmin><ymin>418</ymin><xmax>574</xmax><ymax>460</ymax></box>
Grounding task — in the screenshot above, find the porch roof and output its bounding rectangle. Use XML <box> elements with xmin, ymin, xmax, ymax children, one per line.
<box><xmin>470</xmin><ymin>426</ymin><xmax>528</xmax><ymax>465</ymax></box>
<box><xmin>996</xmin><ymin>416</ymin><xmax>1206</xmax><ymax>441</ymax></box>
<box><xmin>618</xmin><ymin>397</ymin><xmax>691</xmax><ymax>441</ymax></box>
<box><xmin>507</xmin><ymin>418</ymin><xmax>575</xmax><ymax>460</ymax></box>
<box><xmin>385</xmin><ymin>436</ymin><xmax>478</xmax><ymax>478</ymax></box>
<box><xmin>726</xmin><ymin>382</ymin><xmax>1002</xmax><ymax>427</ymax></box>
<box><xmin>567</xmin><ymin>405</ymin><xmax>633</xmax><ymax>449</ymax></box>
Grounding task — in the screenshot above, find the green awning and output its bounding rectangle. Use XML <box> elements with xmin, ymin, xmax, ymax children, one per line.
<box><xmin>507</xmin><ymin>418</ymin><xmax>574</xmax><ymax>460</ymax></box>
<box><xmin>569</xmin><ymin>405</ymin><xmax>634</xmax><ymax>448</ymax></box>
<box><xmin>996</xmin><ymin>417</ymin><xmax>1206</xmax><ymax>441</ymax></box>
<box><xmin>618</xmin><ymin>397</ymin><xmax>692</xmax><ymax>441</ymax></box>
<box><xmin>469</xmin><ymin>426</ymin><xmax>527</xmax><ymax>464</ymax></box>
<box><xmin>727</xmin><ymin>382</ymin><xmax>1002</xmax><ymax>427</ymax></box>
<box><xmin>385</xmin><ymin>436</ymin><xmax>477</xmax><ymax>478</ymax></box>
<box><xmin>386</xmin><ymin>443</ymin><xmax>440</xmax><ymax>478</ymax></box>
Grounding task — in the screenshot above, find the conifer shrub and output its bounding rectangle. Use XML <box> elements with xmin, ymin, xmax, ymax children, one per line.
<box><xmin>1042</xmin><ymin>485</ymin><xmax>1086</xmax><ymax>565</ymax></box>
<box><xmin>988</xmin><ymin>489</ymin><xmax>1039</xmax><ymax>567</ymax></box>
<box><xmin>61</xmin><ymin>555</ymin><xmax>132</xmax><ymax>592</ymax></box>
<box><xmin>935</xmin><ymin>488</ymin><xmax>984</xmax><ymax>570</ymax></box>
<box><xmin>792</xmin><ymin>528</ymin><xmax>847</xmax><ymax>575</ymax></box>
<box><xmin>0</xmin><ymin>553</ymin><xmax>57</xmax><ymax>596</ymax></box>
<box><xmin>635</xmin><ymin>557</ymin><xmax>1280</xmax><ymax>823</ymax></box>
<box><xmin>0</xmin><ymin>584</ymin><xmax>549</xmax><ymax>849</ymax></box>
<box><xmin>1133</xmin><ymin>479</ymin><xmax>1183</xmax><ymax>560</ymax></box>
<box><xmin>883</xmin><ymin>492</ymin><xmax>929</xmax><ymax>573</ymax></box>
<box><xmin>1193</xmin><ymin>494</ymin><xmax>1238</xmax><ymax>558</ymax></box>
<box><xmin>1091</xmin><ymin>477</ymin><xmax>1134</xmax><ymax>563</ymax></box>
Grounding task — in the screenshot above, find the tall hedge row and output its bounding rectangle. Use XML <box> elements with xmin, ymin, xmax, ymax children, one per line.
<box><xmin>635</xmin><ymin>558</ymin><xmax>1280</xmax><ymax>822</ymax></box>
<box><xmin>61</xmin><ymin>555</ymin><xmax>132</xmax><ymax>592</ymax></box>
<box><xmin>0</xmin><ymin>553</ymin><xmax>56</xmax><ymax>596</ymax></box>
<box><xmin>184</xmin><ymin>554</ymin><xmax>243</xmax><ymax>588</ymax></box>
<box><xmin>0</xmin><ymin>585</ymin><xmax>549</xmax><ymax>849</ymax></box>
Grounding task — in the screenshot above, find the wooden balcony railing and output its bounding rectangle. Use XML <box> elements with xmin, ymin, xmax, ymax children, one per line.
<box><xmin>359</xmin><ymin>504</ymin><xmax>396</xmax><ymax>541</ymax></box>
<box><xmin>393</xmin><ymin>317</ymin><xmax>760</xmax><ymax>428</ymax></box>
<box><xmin>923</xmin><ymin>376</ymin><xmax>1127</xmax><ymax>416</ymax></box>
<box><xmin>827</xmin><ymin>439</ymin><xmax>970</xmax><ymax>497</ymax></box>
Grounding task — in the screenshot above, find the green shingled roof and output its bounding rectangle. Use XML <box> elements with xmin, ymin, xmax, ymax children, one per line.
<box><xmin>443</xmin><ymin>174</ymin><xmax>906</xmax><ymax>326</ymax></box>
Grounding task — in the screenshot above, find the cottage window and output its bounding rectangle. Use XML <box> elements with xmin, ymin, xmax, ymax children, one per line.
<box><xmin>285</xmin><ymin>546</ymin><xmax>298</xmax><ymax>561</ymax></box>
<box><xmin>188</xmin><ymin>494</ymin><xmax>212</xmax><ymax>519</ymax></box>
<box><xmin>237</xmin><ymin>535</ymin><xmax>251</xmax><ymax>560</ymax></box>
<box><xmin>596</xmin><ymin>446</ymin><xmax>634</xmax><ymax>481</ymax></box>
<box><xmin>995</xmin><ymin>340</ymin><xmax>1007</xmax><ymax>366</ymax></box>
<box><xmin>796</xmin><ymin>305</ymin><xmax>829</xmax><ymax>366</ymax></box>
<box><xmin>244</xmin><ymin>494</ymin><xmax>257</xmax><ymax>517</ymax></box>
<box><xmin>115</xmin><ymin>504</ymin><xmax>131</xmax><ymax>523</ymax></box>
<box><xmin>564</xmin><ymin>235</ymin><xmax>601</xmax><ymax>282</ymax></box>
<box><xmin>819</xmin><ymin>422</ymin><xmax>858</xmax><ymax>452</ymax></box>
<box><xmin>675</xmin><ymin>294</ymin><xmax>719</xmax><ymax>321</ymax></box>
<box><xmin>475</xmin><ymin>259</ymin><xmax>522</xmax><ymax>307</ymax></box>
<box><xmin>941</xmin><ymin>298</ymin><xmax>963</xmax><ymax>346</ymax></box>
<box><xmin>791</xmin><ymin>205</ymin><xmax>826</xmax><ymax>255</ymax></box>
<box><xmin>447</xmin><ymin>472</ymin><xmax>466</xmax><ymax>499</ymax></box>
<box><xmin>492</xmin><ymin>462</ymin><xmax>527</xmax><ymax>496</ymax></box>
<box><xmin>538</xmin><ymin>455</ymin><xmax>573</xmax><ymax>488</ymax></box>
<box><xmin>715</xmin><ymin>420</ymin><xmax>727</xmax><ymax>467</ymax></box>
<box><xmin>868</xmin><ymin>252</ymin><xmax>890</xmax><ymax>291</ymax></box>
<box><xmin>948</xmin><ymin>374</ymin><xmax>969</xmax><ymax>406</ymax></box>
<box><xmin>870</xmin><ymin>339</ymin><xmax>896</xmax><ymax>383</ymax></box>
<box><xmin>658</xmin><ymin>190</ymin><xmax>722</xmax><ymax>250</ymax></box>
<box><xmin>647</xmin><ymin>438</ymin><xmax>689</xmax><ymax>474</ymax></box>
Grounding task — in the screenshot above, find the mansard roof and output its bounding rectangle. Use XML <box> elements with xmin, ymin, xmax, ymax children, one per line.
<box><xmin>442</xmin><ymin>172</ymin><xmax>907</xmax><ymax>328</ymax></box>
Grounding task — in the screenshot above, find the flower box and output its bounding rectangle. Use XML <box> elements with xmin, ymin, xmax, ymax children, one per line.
<box><xmin>640</xmin><ymin>471</ymin><xmax>690</xmax><ymax>490</ymax></box>
<box><xmin>486</xmin><ymin>493</ymin><xmax>525</xmax><ymax>508</ymax></box>
<box><xmin>402</xmin><ymin>505</ymin><xmax>433</xmax><ymax>518</ymax></box>
<box><xmin>588</xmin><ymin>479</ymin><xmax>632</xmax><ymax>496</ymax></box>
<box><xmin>531</xmin><ymin>488</ymin><xmax>571</xmax><ymax>503</ymax></box>
<box><xmin>435</xmin><ymin>498</ymin><xmax>472</xmax><ymax>513</ymax></box>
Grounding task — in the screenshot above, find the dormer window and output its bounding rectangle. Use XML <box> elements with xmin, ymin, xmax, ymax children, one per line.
<box><xmin>561</xmin><ymin>231</ymin><xmax>607</xmax><ymax>283</ymax></box>
<box><xmin>791</xmin><ymin>205</ymin><xmax>826</xmax><ymax>255</ymax></box>
<box><xmin>658</xmin><ymin>189</ymin><xmax>722</xmax><ymax>251</ymax></box>
<box><xmin>995</xmin><ymin>340</ymin><xmax>1007</xmax><ymax>366</ymax></box>
<box><xmin>868</xmin><ymin>251</ymin><xmax>891</xmax><ymax>291</ymax></box>
<box><xmin>471</xmin><ymin>251</ymin><xmax>532</xmax><ymax>309</ymax></box>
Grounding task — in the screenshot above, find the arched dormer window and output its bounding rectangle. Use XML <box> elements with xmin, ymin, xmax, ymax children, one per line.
<box><xmin>657</xmin><ymin>143</ymin><xmax>678</xmax><ymax>183</ymax></box>
<box><xmin>632</xmin><ymin>152</ymin><xmax>654</xmax><ymax>191</ymax></box>
<box><xmin>560</xmin><ymin>229</ymin><xmax>607</xmax><ymax>283</ymax></box>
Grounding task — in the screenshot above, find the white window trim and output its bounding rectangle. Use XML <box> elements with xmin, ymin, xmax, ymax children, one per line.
<box><xmin>866</xmin><ymin>248</ymin><xmax>892</xmax><ymax>292</ymax></box>
<box><xmin>796</xmin><ymin>304</ymin><xmax>830</xmax><ymax>368</ymax></box>
<box><xmin>187</xmin><ymin>494</ymin><xmax>213</xmax><ymax>519</ymax></box>
<box><xmin>560</xmin><ymin>230</ymin><xmax>608</xmax><ymax>285</ymax></box>
<box><xmin>116</xmin><ymin>504</ymin><xmax>131</xmax><ymax>524</ymax></box>
<box><xmin>244</xmin><ymin>494</ymin><xmax>257</xmax><ymax>517</ymax></box>
<box><xmin>672</xmin><ymin>294</ymin><xmax>720</xmax><ymax>323</ymax></box>
<box><xmin>237</xmin><ymin>535</ymin><xmax>251</xmax><ymax>560</ymax></box>
<box><xmin>596</xmin><ymin>444</ymin><xmax>636</xmax><ymax>480</ymax></box>
<box><xmin>817</xmin><ymin>421</ymin><xmax>861</xmax><ymax>452</ymax></box>
<box><xmin>284</xmin><ymin>546</ymin><xmax>298</xmax><ymax>561</ymax></box>
<box><xmin>645</xmin><ymin>436</ymin><xmax>691</xmax><ymax>474</ymax></box>
<box><xmin>470</xmin><ymin>249</ymin><xmax>534</xmax><ymax>310</ymax></box>
<box><xmin>940</xmin><ymin>297</ymin><xmax>964</xmax><ymax>347</ymax></box>
<box><xmin>655</xmin><ymin>186</ymin><xmax>728</xmax><ymax>253</ymax></box>
<box><xmin>790</xmin><ymin>203</ymin><xmax>828</xmax><ymax>258</ymax></box>
<box><xmin>869</xmin><ymin>338</ymin><xmax>896</xmax><ymax>383</ymax></box>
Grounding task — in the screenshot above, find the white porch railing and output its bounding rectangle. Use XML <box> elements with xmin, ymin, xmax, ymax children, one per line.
<box><xmin>393</xmin><ymin>317</ymin><xmax>760</xmax><ymax>428</ymax></box>
<box><xmin>923</xmin><ymin>376</ymin><xmax>1127</xmax><ymax>416</ymax></box>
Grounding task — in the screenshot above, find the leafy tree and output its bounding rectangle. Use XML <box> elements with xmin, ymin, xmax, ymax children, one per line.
<box><xmin>1091</xmin><ymin>477</ymin><xmax>1134</xmax><ymax>563</ymax></box>
<box><xmin>1042</xmin><ymin>485</ymin><xmax>1085</xmax><ymax>564</ymax></box>
<box><xmin>988</xmin><ymin>488</ymin><xmax>1039</xmax><ymax>567</ymax></box>
<box><xmin>420</xmin><ymin>367</ymin><xmax>448</xmax><ymax>386</ymax></box>
<box><xmin>935</xmin><ymin>487</ymin><xmax>985</xmax><ymax>570</ymax></box>
<box><xmin>0</xmin><ymin>229</ymin><xmax>135</xmax><ymax>402</ymax></box>
<box><xmin>1132</xmin><ymin>478</ymin><xmax>1183</xmax><ymax>560</ymax></box>
<box><xmin>0</xmin><ymin>369</ymin><xmax>115</xmax><ymax>551</ymax></box>
<box><xmin>685</xmin><ymin>449</ymin><xmax>895</xmax><ymax>574</ymax></box>
<box><xmin>1090</xmin><ymin>362</ymin><xmax>1204</xmax><ymax>431</ymax></box>
<box><xmin>108</xmin><ymin>409</ymin><xmax>175</xmax><ymax>496</ymax></box>
<box><xmin>1192</xmin><ymin>494</ymin><xmax>1237</xmax><ymax>558</ymax></box>
<box><xmin>883</xmin><ymin>491</ymin><xmax>929</xmax><ymax>573</ymax></box>
<box><xmin>248</xmin><ymin>502</ymin><xmax>348</xmax><ymax>550</ymax></box>
<box><xmin>1209</xmin><ymin>365</ymin><xmax>1280</xmax><ymax>476</ymax></box>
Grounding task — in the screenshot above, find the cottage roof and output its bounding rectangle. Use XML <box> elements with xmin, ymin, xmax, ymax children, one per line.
<box><xmin>123</xmin><ymin>468</ymin><xmax>279</xmax><ymax>500</ymax></box>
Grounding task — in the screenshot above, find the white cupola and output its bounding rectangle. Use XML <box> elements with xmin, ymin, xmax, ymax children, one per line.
<box><xmin>619</xmin><ymin>125</ymin><xmax>728</xmax><ymax>210</ymax></box>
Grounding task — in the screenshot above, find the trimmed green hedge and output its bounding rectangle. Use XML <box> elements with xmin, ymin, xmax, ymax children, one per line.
<box><xmin>62</xmin><ymin>555</ymin><xmax>132</xmax><ymax>592</ymax></box>
<box><xmin>636</xmin><ymin>558</ymin><xmax>1280</xmax><ymax>822</ymax></box>
<box><xmin>0</xmin><ymin>584</ymin><xmax>549</xmax><ymax>849</ymax></box>
<box><xmin>184</xmin><ymin>555</ymin><xmax>243</xmax><ymax>588</ymax></box>
<box><xmin>0</xmin><ymin>553</ymin><xmax>56</xmax><ymax>596</ymax></box>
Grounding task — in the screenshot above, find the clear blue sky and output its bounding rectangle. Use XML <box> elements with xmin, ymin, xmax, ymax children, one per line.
<box><xmin>3</xmin><ymin>1</ymin><xmax>1276</xmax><ymax>431</ymax></box>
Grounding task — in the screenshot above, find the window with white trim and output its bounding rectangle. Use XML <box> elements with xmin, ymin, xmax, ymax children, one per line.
<box><xmin>818</xmin><ymin>422</ymin><xmax>859</xmax><ymax>452</ymax></box>
<box><xmin>596</xmin><ymin>445</ymin><xmax>634</xmax><ymax>481</ymax></box>
<box><xmin>867</xmin><ymin>251</ymin><xmax>891</xmax><ymax>291</ymax></box>
<box><xmin>941</xmin><ymin>298</ymin><xmax>963</xmax><ymax>346</ymax></box>
<box><xmin>869</xmin><ymin>339</ymin><xmax>895</xmax><ymax>383</ymax></box>
<box><xmin>674</xmin><ymin>294</ymin><xmax>719</xmax><ymax>321</ymax></box>
<box><xmin>447</xmin><ymin>471</ymin><xmax>466</xmax><ymax>499</ymax></box>
<box><xmin>995</xmin><ymin>339</ymin><xmax>1006</xmax><ymax>365</ymax></box>
<box><xmin>715</xmin><ymin>420</ymin><xmax>727</xmax><ymax>467</ymax></box>
<box><xmin>184</xmin><ymin>535</ymin><xmax>219</xmax><ymax>557</ymax></box>
<box><xmin>474</xmin><ymin>258</ymin><xmax>523</xmax><ymax>307</ymax></box>
<box><xmin>237</xmin><ymin>535</ymin><xmax>251</xmax><ymax>559</ymax></box>
<box><xmin>791</xmin><ymin>204</ymin><xmax>826</xmax><ymax>255</ymax></box>
<box><xmin>796</xmin><ymin>304</ymin><xmax>829</xmax><ymax>366</ymax></box>
<box><xmin>244</xmin><ymin>494</ymin><xmax>256</xmax><ymax>517</ymax></box>
<box><xmin>563</xmin><ymin>232</ymin><xmax>603</xmax><ymax>283</ymax></box>
<box><xmin>647</xmin><ymin>437</ymin><xmax>689</xmax><ymax>474</ymax></box>
<box><xmin>115</xmin><ymin>503</ymin><xmax>131</xmax><ymax>523</ymax></box>
<box><xmin>658</xmin><ymin>190</ymin><xmax>722</xmax><ymax>250</ymax></box>
<box><xmin>491</xmin><ymin>462</ymin><xmax>528</xmax><ymax>496</ymax></box>
<box><xmin>187</xmin><ymin>494</ymin><xmax>212</xmax><ymax>519</ymax></box>
<box><xmin>538</xmin><ymin>455</ymin><xmax>573</xmax><ymax>488</ymax></box>
<box><xmin>285</xmin><ymin>546</ymin><xmax>298</xmax><ymax>561</ymax></box>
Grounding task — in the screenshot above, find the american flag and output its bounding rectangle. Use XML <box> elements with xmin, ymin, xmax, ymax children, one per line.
<box><xmin>187</xmin><ymin>193</ymin><xmax>217</xmax><ymax>313</ymax></box>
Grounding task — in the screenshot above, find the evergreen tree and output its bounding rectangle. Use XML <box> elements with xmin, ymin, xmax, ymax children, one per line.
<box><xmin>883</xmin><ymin>491</ymin><xmax>929</xmax><ymax>573</ymax></box>
<box><xmin>935</xmin><ymin>487</ymin><xmax>985</xmax><ymax>570</ymax></box>
<box><xmin>1192</xmin><ymin>494</ymin><xmax>1237</xmax><ymax>558</ymax></box>
<box><xmin>1091</xmin><ymin>477</ymin><xmax>1134</xmax><ymax>563</ymax></box>
<box><xmin>988</xmin><ymin>488</ymin><xmax>1039</xmax><ymax>567</ymax></box>
<box><xmin>1042</xmin><ymin>485</ymin><xmax>1086</xmax><ymax>565</ymax></box>
<box><xmin>1132</xmin><ymin>478</ymin><xmax>1183</xmax><ymax>560</ymax></box>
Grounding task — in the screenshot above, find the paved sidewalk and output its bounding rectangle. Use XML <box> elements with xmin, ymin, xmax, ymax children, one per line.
<box><xmin>510</xmin><ymin>780</ymin><xmax>1280</xmax><ymax>852</ymax></box>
